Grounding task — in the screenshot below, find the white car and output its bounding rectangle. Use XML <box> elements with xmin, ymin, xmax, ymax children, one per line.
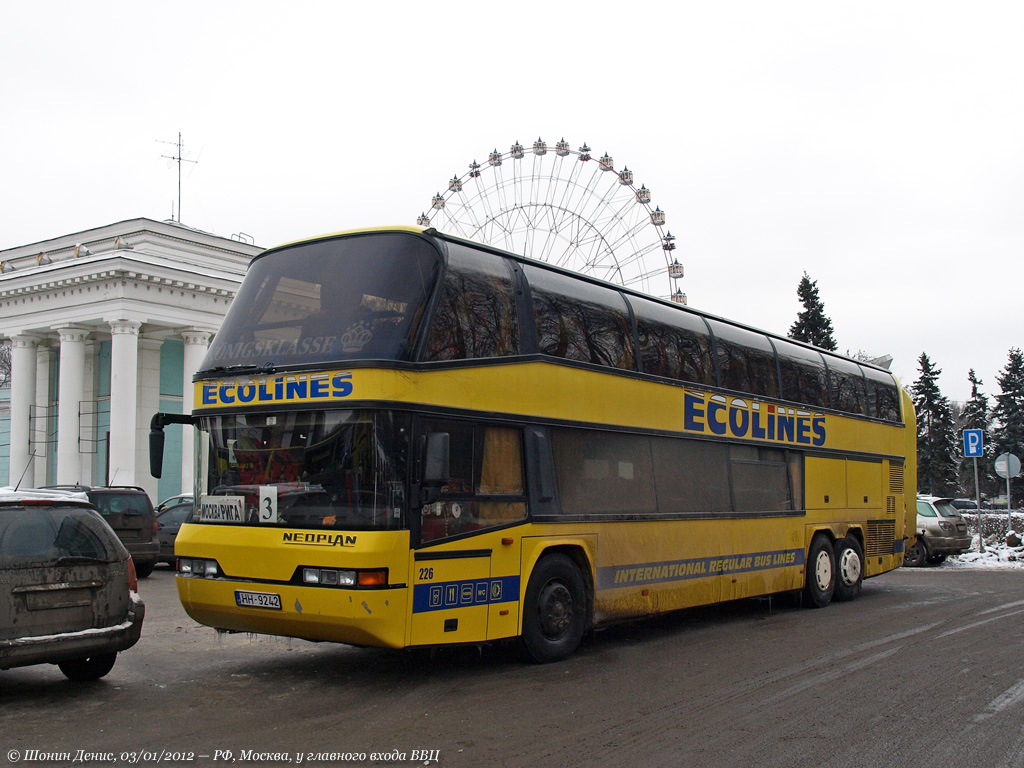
<box><xmin>905</xmin><ymin>496</ymin><xmax>973</xmax><ymax>567</ymax></box>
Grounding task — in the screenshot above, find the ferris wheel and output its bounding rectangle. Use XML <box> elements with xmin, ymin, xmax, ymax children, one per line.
<box><xmin>417</xmin><ymin>138</ymin><xmax>686</xmax><ymax>303</ymax></box>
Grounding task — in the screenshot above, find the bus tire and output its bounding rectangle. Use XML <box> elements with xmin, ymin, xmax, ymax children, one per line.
<box><xmin>803</xmin><ymin>535</ymin><xmax>835</xmax><ymax>608</ymax></box>
<box><xmin>521</xmin><ymin>553</ymin><xmax>587</xmax><ymax>663</ymax></box>
<box><xmin>833</xmin><ymin>537</ymin><xmax>863</xmax><ymax>602</ymax></box>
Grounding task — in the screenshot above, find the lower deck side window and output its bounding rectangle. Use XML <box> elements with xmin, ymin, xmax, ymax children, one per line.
<box><xmin>551</xmin><ymin>426</ymin><xmax>802</xmax><ymax>518</ymax></box>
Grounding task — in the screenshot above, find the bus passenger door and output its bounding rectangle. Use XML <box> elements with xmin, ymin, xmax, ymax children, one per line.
<box><xmin>410</xmin><ymin>549</ymin><xmax>491</xmax><ymax>646</ymax></box>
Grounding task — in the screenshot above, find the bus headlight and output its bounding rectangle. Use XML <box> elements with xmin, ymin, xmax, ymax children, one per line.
<box><xmin>303</xmin><ymin>568</ymin><xmax>357</xmax><ymax>586</ymax></box>
<box><xmin>179</xmin><ymin>558</ymin><xmax>220</xmax><ymax>578</ymax></box>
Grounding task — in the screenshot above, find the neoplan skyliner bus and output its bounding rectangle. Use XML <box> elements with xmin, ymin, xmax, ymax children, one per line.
<box><xmin>150</xmin><ymin>226</ymin><xmax>917</xmax><ymax>662</ymax></box>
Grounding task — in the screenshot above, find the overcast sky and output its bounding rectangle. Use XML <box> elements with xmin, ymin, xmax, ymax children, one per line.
<box><xmin>3</xmin><ymin>1</ymin><xmax>1021</xmax><ymax>405</ymax></box>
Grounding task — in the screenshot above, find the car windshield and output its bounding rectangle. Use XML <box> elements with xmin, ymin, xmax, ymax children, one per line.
<box><xmin>933</xmin><ymin>500</ymin><xmax>962</xmax><ymax>518</ymax></box>
<box><xmin>0</xmin><ymin>505</ymin><xmax>122</xmax><ymax>567</ymax></box>
<box><xmin>196</xmin><ymin>409</ymin><xmax>410</xmax><ymax>530</ymax></box>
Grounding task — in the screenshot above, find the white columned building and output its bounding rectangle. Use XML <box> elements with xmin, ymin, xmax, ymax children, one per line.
<box><xmin>0</xmin><ymin>218</ymin><xmax>262</xmax><ymax>501</ymax></box>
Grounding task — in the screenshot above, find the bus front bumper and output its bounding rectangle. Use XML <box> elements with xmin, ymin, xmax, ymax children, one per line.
<box><xmin>176</xmin><ymin>576</ymin><xmax>408</xmax><ymax>649</ymax></box>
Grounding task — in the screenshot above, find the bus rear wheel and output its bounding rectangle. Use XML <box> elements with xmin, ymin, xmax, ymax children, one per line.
<box><xmin>803</xmin><ymin>535</ymin><xmax>836</xmax><ymax>608</ymax></box>
<box><xmin>521</xmin><ymin>554</ymin><xmax>587</xmax><ymax>663</ymax></box>
<box><xmin>833</xmin><ymin>537</ymin><xmax>863</xmax><ymax>602</ymax></box>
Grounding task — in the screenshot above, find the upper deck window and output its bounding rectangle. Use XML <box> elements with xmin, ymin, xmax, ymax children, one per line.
<box><xmin>525</xmin><ymin>265</ymin><xmax>635</xmax><ymax>371</ymax></box>
<box><xmin>707</xmin><ymin>320</ymin><xmax>779</xmax><ymax>399</ymax></box>
<box><xmin>775</xmin><ymin>340</ymin><xmax>829</xmax><ymax>409</ymax></box>
<box><xmin>630</xmin><ymin>296</ymin><xmax>714</xmax><ymax>386</ymax></box>
<box><xmin>826</xmin><ymin>355</ymin><xmax>868</xmax><ymax>416</ymax></box>
<box><xmin>201</xmin><ymin>233</ymin><xmax>439</xmax><ymax>373</ymax></box>
<box><xmin>864</xmin><ymin>367</ymin><xmax>902</xmax><ymax>422</ymax></box>
<box><xmin>422</xmin><ymin>244</ymin><xmax>519</xmax><ymax>361</ymax></box>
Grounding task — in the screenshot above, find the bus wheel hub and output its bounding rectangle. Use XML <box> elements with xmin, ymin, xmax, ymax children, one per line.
<box><xmin>538</xmin><ymin>582</ymin><xmax>573</xmax><ymax>638</ymax></box>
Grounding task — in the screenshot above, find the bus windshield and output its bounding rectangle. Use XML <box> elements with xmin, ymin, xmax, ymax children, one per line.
<box><xmin>196</xmin><ymin>410</ymin><xmax>410</xmax><ymax>530</ymax></box>
<box><xmin>201</xmin><ymin>233</ymin><xmax>440</xmax><ymax>372</ymax></box>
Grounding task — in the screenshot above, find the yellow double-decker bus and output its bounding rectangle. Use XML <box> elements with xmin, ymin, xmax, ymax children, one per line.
<box><xmin>150</xmin><ymin>226</ymin><xmax>916</xmax><ymax>662</ymax></box>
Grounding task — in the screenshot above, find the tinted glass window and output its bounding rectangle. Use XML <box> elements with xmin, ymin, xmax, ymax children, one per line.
<box><xmin>916</xmin><ymin>500</ymin><xmax>937</xmax><ymax>517</ymax></box>
<box><xmin>775</xmin><ymin>341</ymin><xmax>829</xmax><ymax>408</ymax></box>
<box><xmin>0</xmin><ymin>505</ymin><xmax>122</xmax><ymax>566</ymax></box>
<box><xmin>202</xmin><ymin>233</ymin><xmax>439</xmax><ymax>370</ymax></box>
<box><xmin>649</xmin><ymin>436</ymin><xmax>731</xmax><ymax>513</ymax></box>
<box><xmin>826</xmin><ymin>356</ymin><xmax>868</xmax><ymax>415</ymax></box>
<box><xmin>90</xmin><ymin>493</ymin><xmax>152</xmax><ymax>516</ymax></box>
<box><xmin>550</xmin><ymin>428</ymin><xmax>801</xmax><ymax>518</ymax></box>
<box><xmin>525</xmin><ymin>265</ymin><xmax>635</xmax><ymax>371</ymax></box>
<box><xmin>551</xmin><ymin>429</ymin><xmax>657</xmax><ymax>515</ymax></box>
<box><xmin>423</xmin><ymin>245</ymin><xmax>519</xmax><ymax>361</ymax></box>
<box><xmin>630</xmin><ymin>296</ymin><xmax>714</xmax><ymax>385</ymax></box>
<box><xmin>707</xmin><ymin>320</ymin><xmax>779</xmax><ymax>398</ymax></box>
<box><xmin>729</xmin><ymin>445</ymin><xmax>794</xmax><ymax>512</ymax></box>
<box><xmin>419</xmin><ymin>421</ymin><xmax>527</xmax><ymax>541</ymax></box>
<box><xmin>864</xmin><ymin>367</ymin><xmax>901</xmax><ymax>422</ymax></box>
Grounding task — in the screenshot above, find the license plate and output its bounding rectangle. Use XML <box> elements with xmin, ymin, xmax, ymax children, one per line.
<box><xmin>957</xmin><ymin>524</ymin><xmax>967</xmax><ymax>532</ymax></box>
<box><xmin>235</xmin><ymin>590</ymin><xmax>282</xmax><ymax>610</ymax></box>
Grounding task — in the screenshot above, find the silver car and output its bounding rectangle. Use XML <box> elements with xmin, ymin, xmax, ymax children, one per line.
<box><xmin>905</xmin><ymin>496</ymin><xmax>973</xmax><ymax>567</ymax></box>
<box><xmin>0</xmin><ymin>489</ymin><xmax>145</xmax><ymax>680</ymax></box>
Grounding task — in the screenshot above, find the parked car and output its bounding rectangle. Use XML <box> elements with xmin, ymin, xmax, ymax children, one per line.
<box><xmin>156</xmin><ymin>493</ymin><xmax>193</xmax><ymax>514</ymax></box>
<box><xmin>905</xmin><ymin>496</ymin><xmax>973</xmax><ymax>566</ymax></box>
<box><xmin>0</xmin><ymin>488</ymin><xmax>145</xmax><ymax>680</ymax></box>
<box><xmin>156</xmin><ymin>501</ymin><xmax>193</xmax><ymax>566</ymax></box>
<box><xmin>43</xmin><ymin>485</ymin><xmax>159</xmax><ymax>578</ymax></box>
<box><xmin>951</xmin><ymin>498</ymin><xmax>990</xmax><ymax>510</ymax></box>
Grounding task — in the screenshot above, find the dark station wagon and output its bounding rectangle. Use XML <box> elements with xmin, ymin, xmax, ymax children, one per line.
<box><xmin>0</xmin><ymin>489</ymin><xmax>145</xmax><ymax>680</ymax></box>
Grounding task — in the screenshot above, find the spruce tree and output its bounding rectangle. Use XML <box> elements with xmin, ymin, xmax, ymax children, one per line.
<box><xmin>912</xmin><ymin>352</ymin><xmax>958</xmax><ymax>496</ymax></box>
<box><xmin>789</xmin><ymin>272</ymin><xmax>837</xmax><ymax>350</ymax></box>
<box><xmin>992</xmin><ymin>348</ymin><xmax>1024</xmax><ymax>500</ymax></box>
<box><xmin>957</xmin><ymin>369</ymin><xmax>994</xmax><ymax>498</ymax></box>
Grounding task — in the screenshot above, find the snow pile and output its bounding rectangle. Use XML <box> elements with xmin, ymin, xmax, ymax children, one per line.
<box><xmin>945</xmin><ymin>533</ymin><xmax>1024</xmax><ymax>570</ymax></box>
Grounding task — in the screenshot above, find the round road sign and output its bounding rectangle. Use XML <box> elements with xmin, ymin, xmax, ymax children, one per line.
<box><xmin>995</xmin><ymin>453</ymin><xmax>1021</xmax><ymax>479</ymax></box>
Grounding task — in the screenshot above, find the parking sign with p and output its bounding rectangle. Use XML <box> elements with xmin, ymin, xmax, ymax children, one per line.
<box><xmin>963</xmin><ymin>429</ymin><xmax>984</xmax><ymax>458</ymax></box>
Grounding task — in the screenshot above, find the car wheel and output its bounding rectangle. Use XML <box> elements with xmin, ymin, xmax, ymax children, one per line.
<box><xmin>903</xmin><ymin>538</ymin><xmax>927</xmax><ymax>568</ymax></box>
<box><xmin>803</xmin><ymin>535</ymin><xmax>836</xmax><ymax>608</ymax></box>
<box><xmin>135</xmin><ymin>563</ymin><xmax>154</xmax><ymax>578</ymax></box>
<box><xmin>926</xmin><ymin>554</ymin><xmax>948</xmax><ymax>565</ymax></box>
<box><xmin>58</xmin><ymin>652</ymin><xmax>117</xmax><ymax>682</ymax></box>
<box><xmin>833</xmin><ymin>537</ymin><xmax>864</xmax><ymax>602</ymax></box>
<box><xmin>521</xmin><ymin>553</ymin><xmax>588</xmax><ymax>663</ymax></box>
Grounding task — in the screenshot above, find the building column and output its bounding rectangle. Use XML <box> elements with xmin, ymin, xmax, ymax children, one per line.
<box><xmin>135</xmin><ymin>337</ymin><xmax>162</xmax><ymax>501</ymax></box>
<box><xmin>9</xmin><ymin>335</ymin><xmax>39</xmax><ymax>488</ymax></box>
<box><xmin>181</xmin><ymin>329</ymin><xmax>211</xmax><ymax>494</ymax></box>
<box><xmin>108</xmin><ymin>320</ymin><xmax>140</xmax><ymax>486</ymax></box>
<box><xmin>56</xmin><ymin>326</ymin><xmax>88</xmax><ymax>484</ymax></box>
<box><xmin>34</xmin><ymin>343</ymin><xmax>53</xmax><ymax>486</ymax></box>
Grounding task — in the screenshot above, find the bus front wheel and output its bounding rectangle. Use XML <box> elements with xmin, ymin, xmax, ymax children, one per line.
<box><xmin>833</xmin><ymin>537</ymin><xmax>863</xmax><ymax>602</ymax></box>
<box><xmin>521</xmin><ymin>554</ymin><xmax>587</xmax><ymax>663</ymax></box>
<box><xmin>803</xmin><ymin>535</ymin><xmax>836</xmax><ymax>608</ymax></box>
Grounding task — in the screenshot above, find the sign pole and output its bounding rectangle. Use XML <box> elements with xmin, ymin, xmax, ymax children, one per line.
<box><xmin>974</xmin><ymin>457</ymin><xmax>984</xmax><ymax>553</ymax></box>
<box><xmin>964</xmin><ymin>430</ymin><xmax>985</xmax><ymax>552</ymax></box>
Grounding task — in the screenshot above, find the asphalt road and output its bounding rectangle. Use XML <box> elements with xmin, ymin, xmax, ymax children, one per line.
<box><xmin>2</xmin><ymin>564</ymin><xmax>1023</xmax><ymax>768</ymax></box>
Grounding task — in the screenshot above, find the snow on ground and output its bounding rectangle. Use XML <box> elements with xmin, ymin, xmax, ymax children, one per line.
<box><xmin>944</xmin><ymin>534</ymin><xmax>1024</xmax><ymax>570</ymax></box>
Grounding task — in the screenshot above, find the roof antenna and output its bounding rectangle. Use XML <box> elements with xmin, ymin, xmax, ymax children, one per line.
<box><xmin>157</xmin><ymin>132</ymin><xmax>198</xmax><ymax>223</ymax></box>
<box><xmin>13</xmin><ymin>452</ymin><xmax>37</xmax><ymax>491</ymax></box>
